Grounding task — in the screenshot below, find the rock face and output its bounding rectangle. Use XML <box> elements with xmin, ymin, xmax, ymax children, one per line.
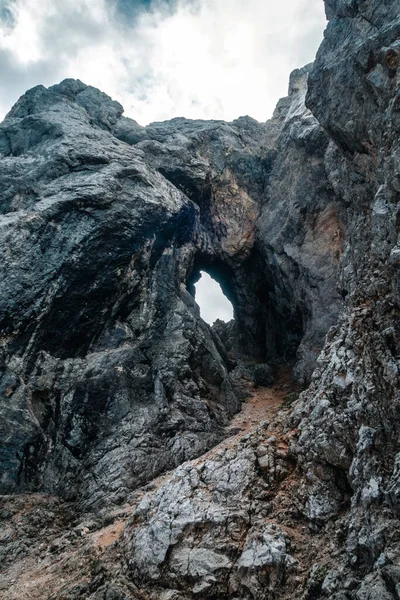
<box><xmin>123</xmin><ymin>428</ymin><xmax>298</xmax><ymax>600</ymax></box>
<box><xmin>289</xmin><ymin>1</ymin><xmax>400</xmax><ymax>595</ymax></box>
<box><xmin>1</xmin><ymin>1</ymin><xmax>400</xmax><ymax>599</ymax></box>
<box><xmin>0</xmin><ymin>62</ymin><xmax>341</xmax><ymax>509</ymax></box>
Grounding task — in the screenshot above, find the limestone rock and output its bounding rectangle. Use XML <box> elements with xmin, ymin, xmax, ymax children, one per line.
<box><xmin>1</xmin><ymin>1</ymin><xmax>400</xmax><ymax>599</ymax></box>
<box><xmin>0</xmin><ymin>59</ymin><xmax>338</xmax><ymax>509</ymax></box>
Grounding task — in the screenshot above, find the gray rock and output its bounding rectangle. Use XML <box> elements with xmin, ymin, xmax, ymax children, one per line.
<box><xmin>0</xmin><ymin>56</ymin><xmax>338</xmax><ymax>509</ymax></box>
<box><xmin>123</xmin><ymin>433</ymin><xmax>299</xmax><ymax>599</ymax></box>
<box><xmin>2</xmin><ymin>1</ymin><xmax>400</xmax><ymax>599</ymax></box>
<box><xmin>237</xmin><ymin>524</ymin><xmax>296</xmax><ymax>594</ymax></box>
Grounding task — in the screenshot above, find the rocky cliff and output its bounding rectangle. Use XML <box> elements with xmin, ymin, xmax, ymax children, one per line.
<box><xmin>1</xmin><ymin>1</ymin><xmax>400</xmax><ymax>599</ymax></box>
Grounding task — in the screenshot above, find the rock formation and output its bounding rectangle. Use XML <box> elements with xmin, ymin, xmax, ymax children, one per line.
<box><xmin>1</xmin><ymin>1</ymin><xmax>400</xmax><ymax>599</ymax></box>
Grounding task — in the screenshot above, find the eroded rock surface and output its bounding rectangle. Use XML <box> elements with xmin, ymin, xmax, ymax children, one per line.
<box><xmin>1</xmin><ymin>1</ymin><xmax>400</xmax><ymax>599</ymax></box>
<box><xmin>124</xmin><ymin>430</ymin><xmax>298</xmax><ymax>599</ymax></box>
<box><xmin>0</xmin><ymin>51</ymin><xmax>341</xmax><ymax>510</ymax></box>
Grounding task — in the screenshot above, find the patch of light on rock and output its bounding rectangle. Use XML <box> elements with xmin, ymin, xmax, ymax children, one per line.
<box><xmin>195</xmin><ymin>271</ymin><xmax>233</xmax><ymax>325</ymax></box>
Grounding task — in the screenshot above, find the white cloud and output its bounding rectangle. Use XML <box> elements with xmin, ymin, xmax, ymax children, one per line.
<box><xmin>0</xmin><ymin>0</ymin><xmax>326</xmax><ymax>124</ymax></box>
<box><xmin>195</xmin><ymin>271</ymin><xmax>233</xmax><ymax>325</ymax></box>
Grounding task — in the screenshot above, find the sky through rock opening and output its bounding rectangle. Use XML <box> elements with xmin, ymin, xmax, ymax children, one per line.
<box><xmin>195</xmin><ymin>271</ymin><xmax>234</xmax><ymax>325</ymax></box>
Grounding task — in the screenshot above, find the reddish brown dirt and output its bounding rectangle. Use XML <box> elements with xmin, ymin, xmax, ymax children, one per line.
<box><xmin>230</xmin><ymin>366</ymin><xmax>294</xmax><ymax>432</ymax></box>
<box><xmin>192</xmin><ymin>366</ymin><xmax>296</xmax><ymax>465</ymax></box>
<box><xmin>92</xmin><ymin>520</ymin><xmax>126</xmax><ymax>549</ymax></box>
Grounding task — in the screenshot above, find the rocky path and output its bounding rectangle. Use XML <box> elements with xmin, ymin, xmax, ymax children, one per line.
<box><xmin>193</xmin><ymin>366</ymin><xmax>295</xmax><ymax>463</ymax></box>
<box><xmin>127</xmin><ymin>366</ymin><xmax>296</xmax><ymax>499</ymax></box>
<box><xmin>0</xmin><ymin>369</ymin><xmax>299</xmax><ymax>600</ymax></box>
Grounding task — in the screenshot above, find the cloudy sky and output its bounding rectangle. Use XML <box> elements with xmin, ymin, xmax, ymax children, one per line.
<box><xmin>195</xmin><ymin>272</ymin><xmax>233</xmax><ymax>325</ymax></box>
<box><xmin>0</xmin><ymin>0</ymin><xmax>326</xmax><ymax>125</ymax></box>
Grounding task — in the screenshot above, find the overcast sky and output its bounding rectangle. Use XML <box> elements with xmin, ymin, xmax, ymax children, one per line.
<box><xmin>195</xmin><ymin>272</ymin><xmax>233</xmax><ymax>325</ymax></box>
<box><xmin>0</xmin><ymin>0</ymin><xmax>326</xmax><ymax>124</ymax></box>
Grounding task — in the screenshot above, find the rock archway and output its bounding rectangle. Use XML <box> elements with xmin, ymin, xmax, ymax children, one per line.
<box><xmin>186</xmin><ymin>248</ymin><xmax>307</xmax><ymax>367</ymax></box>
<box><xmin>0</xmin><ymin>72</ymin><xmax>343</xmax><ymax>508</ymax></box>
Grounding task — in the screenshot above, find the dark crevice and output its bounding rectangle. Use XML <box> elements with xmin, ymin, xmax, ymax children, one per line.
<box><xmin>186</xmin><ymin>249</ymin><xmax>306</xmax><ymax>366</ymax></box>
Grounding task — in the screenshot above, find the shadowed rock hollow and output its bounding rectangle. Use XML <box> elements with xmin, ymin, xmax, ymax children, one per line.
<box><xmin>1</xmin><ymin>1</ymin><xmax>400</xmax><ymax>599</ymax></box>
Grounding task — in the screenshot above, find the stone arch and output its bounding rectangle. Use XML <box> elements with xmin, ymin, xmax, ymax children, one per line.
<box><xmin>185</xmin><ymin>248</ymin><xmax>307</xmax><ymax>366</ymax></box>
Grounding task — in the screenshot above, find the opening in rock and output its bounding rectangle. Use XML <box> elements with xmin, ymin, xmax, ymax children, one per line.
<box><xmin>187</xmin><ymin>251</ymin><xmax>307</xmax><ymax>371</ymax></box>
<box><xmin>194</xmin><ymin>271</ymin><xmax>234</xmax><ymax>325</ymax></box>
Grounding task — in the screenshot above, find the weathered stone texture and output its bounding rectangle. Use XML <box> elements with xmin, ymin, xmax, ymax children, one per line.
<box><xmin>1</xmin><ymin>1</ymin><xmax>400</xmax><ymax>598</ymax></box>
<box><xmin>0</xmin><ymin>59</ymin><xmax>341</xmax><ymax>510</ymax></box>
